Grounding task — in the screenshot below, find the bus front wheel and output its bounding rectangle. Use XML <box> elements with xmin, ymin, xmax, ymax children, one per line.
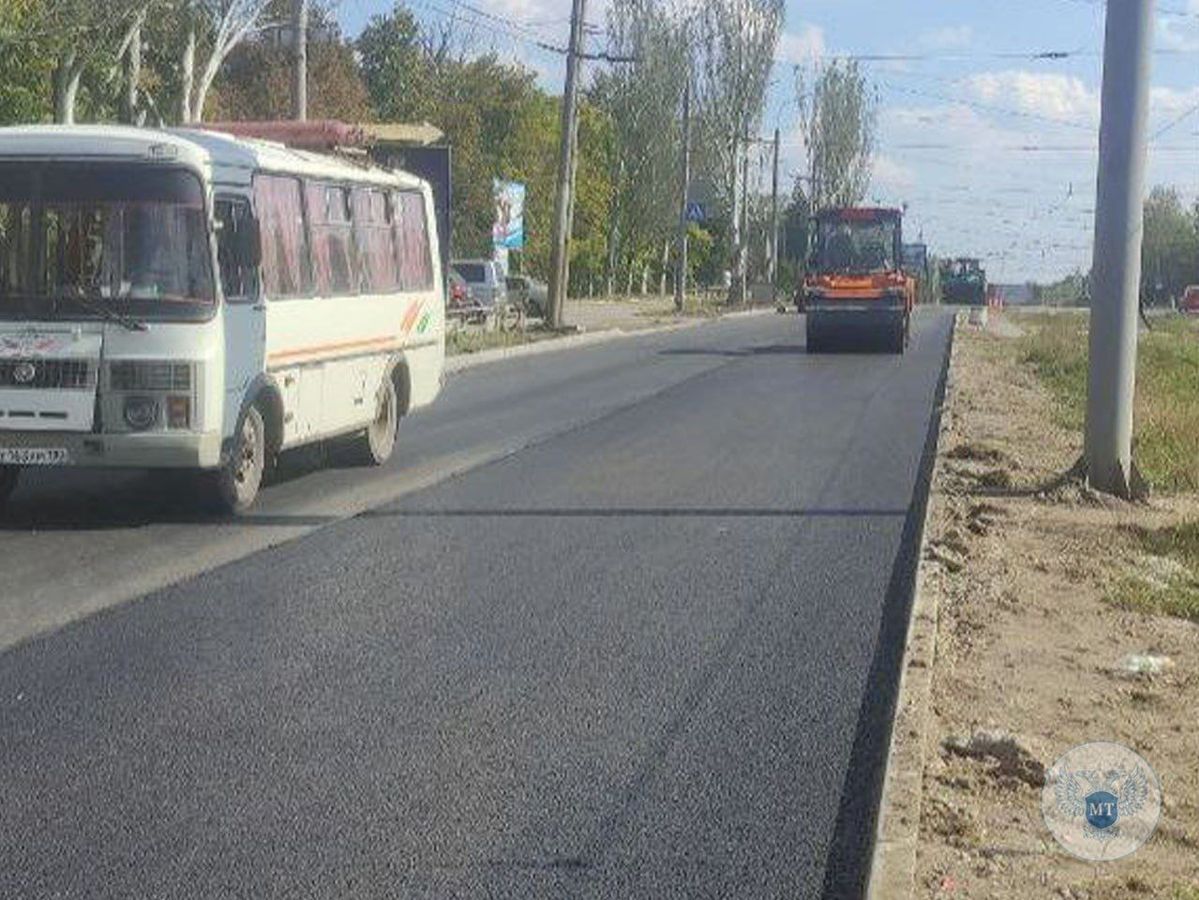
<box><xmin>215</xmin><ymin>405</ymin><xmax>266</xmax><ymax>514</ymax></box>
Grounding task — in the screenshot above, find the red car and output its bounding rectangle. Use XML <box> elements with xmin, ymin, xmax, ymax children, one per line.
<box><xmin>1181</xmin><ymin>285</ymin><xmax>1199</xmax><ymax>315</ymax></box>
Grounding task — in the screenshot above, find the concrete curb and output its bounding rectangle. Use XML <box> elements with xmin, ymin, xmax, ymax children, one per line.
<box><xmin>445</xmin><ymin>307</ymin><xmax>776</xmax><ymax>374</ymax></box>
<box><xmin>867</xmin><ymin>313</ymin><xmax>960</xmax><ymax>900</ymax></box>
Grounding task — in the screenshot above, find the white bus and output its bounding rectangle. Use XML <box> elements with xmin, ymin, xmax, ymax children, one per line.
<box><xmin>0</xmin><ymin>126</ymin><xmax>444</xmax><ymax>512</ymax></box>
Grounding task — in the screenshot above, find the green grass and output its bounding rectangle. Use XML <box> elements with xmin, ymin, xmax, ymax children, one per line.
<box><xmin>1110</xmin><ymin>520</ymin><xmax>1199</xmax><ymax>623</ymax></box>
<box><xmin>1110</xmin><ymin>574</ymin><xmax>1199</xmax><ymax>623</ymax></box>
<box><xmin>1018</xmin><ymin>314</ymin><xmax>1089</xmax><ymax>430</ymax></box>
<box><xmin>1016</xmin><ymin>313</ymin><xmax>1199</xmax><ymax>491</ymax></box>
<box><xmin>446</xmin><ymin>327</ymin><xmax>538</xmax><ymax>357</ymax></box>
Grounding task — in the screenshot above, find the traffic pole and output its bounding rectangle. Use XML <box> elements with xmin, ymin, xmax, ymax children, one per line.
<box><xmin>546</xmin><ymin>0</ymin><xmax>587</xmax><ymax>330</ymax></box>
<box><xmin>675</xmin><ymin>79</ymin><xmax>692</xmax><ymax>312</ymax></box>
<box><xmin>1084</xmin><ymin>0</ymin><xmax>1155</xmax><ymax>498</ymax></box>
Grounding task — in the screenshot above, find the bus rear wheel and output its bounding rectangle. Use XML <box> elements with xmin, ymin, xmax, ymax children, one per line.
<box><xmin>215</xmin><ymin>405</ymin><xmax>266</xmax><ymax>514</ymax></box>
<box><xmin>0</xmin><ymin>466</ymin><xmax>20</xmax><ymax>508</ymax></box>
<box><xmin>351</xmin><ymin>376</ymin><xmax>399</xmax><ymax>466</ymax></box>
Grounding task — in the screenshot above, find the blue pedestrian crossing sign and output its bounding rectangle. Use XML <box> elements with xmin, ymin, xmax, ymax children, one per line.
<box><xmin>685</xmin><ymin>202</ymin><xmax>706</xmax><ymax>223</ymax></box>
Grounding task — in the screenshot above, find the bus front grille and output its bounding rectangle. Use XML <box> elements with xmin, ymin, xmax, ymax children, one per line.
<box><xmin>0</xmin><ymin>359</ymin><xmax>93</xmax><ymax>390</ymax></box>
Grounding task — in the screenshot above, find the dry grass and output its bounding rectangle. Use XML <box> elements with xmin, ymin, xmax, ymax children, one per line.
<box><xmin>1113</xmin><ymin>519</ymin><xmax>1199</xmax><ymax>623</ymax></box>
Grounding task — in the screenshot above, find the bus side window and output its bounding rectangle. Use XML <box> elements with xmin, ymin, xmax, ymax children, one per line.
<box><xmin>352</xmin><ymin>188</ymin><xmax>399</xmax><ymax>294</ymax></box>
<box><xmin>215</xmin><ymin>197</ymin><xmax>259</xmax><ymax>302</ymax></box>
<box><xmin>306</xmin><ymin>182</ymin><xmax>358</xmax><ymax>296</ymax></box>
<box><xmin>253</xmin><ymin>174</ymin><xmax>311</xmax><ymax>299</ymax></box>
<box><xmin>394</xmin><ymin>191</ymin><xmax>433</xmax><ymax>292</ymax></box>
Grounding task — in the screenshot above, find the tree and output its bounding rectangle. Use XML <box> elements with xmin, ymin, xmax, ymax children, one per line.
<box><xmin>356</xmin><ymin>3</ymin><xmax>613</xmax><ymax>278</ymax></box>
<box><xmin>9</xmin><ymin>0</ymin><xmax>154</xmax><ymax>124</ymax></box>
<box><xmin>176</xmin><ymin>0</ymin><xmax>279</xmax><ymax>123</ymax></box>
<box><xmin>797</xmin><ymin>60</ymin><xmax>878</xmax><ymax>211</ymax></box>
<box><xmin>209</xmin><ymin>7</ymin><xmax>371</xmax><ymax>122</ymax></box>
<box><xmin>691</xmin><ymin>0</ymin><xmax>784</xmax><ymax>297</ymax></box>
<box><xmin>1140</xmin><ymin>186</ymin><xmax>1199</xmax><ymax>306</ymax></box>
<box><xmin>0</xmin><ymin>0</ymin><xmax>54</xmax><ymax>124</ymax></box>
<box><xmin>594</xmin><ymin>0</ymin><xmax>689</xmax><ymax>297</ymax></box>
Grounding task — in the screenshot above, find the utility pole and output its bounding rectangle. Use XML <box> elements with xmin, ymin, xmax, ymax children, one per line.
<box><xmin>547</xmin><ymin>0</ymin><xmax>587</xmax><ymax>330</ymax></box>
<box><xmin>770</xmin><ymin>127</ymin><xmax>780</xmax><ymax>307</ymax></box>
<box><xmin>739</xmin><ymin>138</ymin><xmax>750</xmax><ymax>305</ymax></box>
<box><xmin>1084</xmin><ymin>0</ymin><xmax>1155</xmax><ymax>498</ymax></box>
<box><xmin>291</xmin><ymin>0</ymin><xmax>308</xmax><ymax>122</ymax></box>
<box><xmin>674</xmin><ymin>79</ymin><xmax>692</xmax><ymax>313</ymax></box>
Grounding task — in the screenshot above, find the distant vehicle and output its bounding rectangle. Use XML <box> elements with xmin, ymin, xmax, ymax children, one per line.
<box><xmin>940</xmin><ymin>258</ymin><xmax>987</xmax><ymax>306</ymax></box>
<box><xmin>447</xmin><ymin>269</ymin><xmax>471</xmax><ymax>318</ymax></box>
<box><xmin>0</xmin><ymin>125</ymin><xmax>445</xmax><ymax>514</ymax></box>
<box><xmin>902</xmin><ymin>242</ymin><xmax>929</xmax><ymax>306</ymax></box>
<box><xmin>506</xmin><ymin>275</ymin><xmax>548</xmax><ymax>318</ymax></box>
<box><xmin>803</xmin><ymin>207</ymin><xmax>913</xmax><ymax>354</ymax></box>
<box><xmin>1181</xmin><ymin>285</ymin><xmax>1199</xmax><ymax>315</ymax></box>
<box><xmin>451</xmin><ymin>259</ymin><xmax>507</xmax><ymax>313</ymax></box>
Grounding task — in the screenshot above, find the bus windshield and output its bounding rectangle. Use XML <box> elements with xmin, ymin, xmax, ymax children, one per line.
<box><xmin>813</xmin><ymin>216</ymin><xmax>899</xmax><ymax>275</ymax></box>
<box><xmin>0</xmin><ymin>162</ymin><xmax>214</xmax><ymax>321</ymax></box>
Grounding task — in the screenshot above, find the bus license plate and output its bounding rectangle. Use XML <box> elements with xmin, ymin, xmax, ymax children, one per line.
<box><xmin>0</xmin><ymin>448</ymin><xmax>70</xmax><ymax>466</ymax></box>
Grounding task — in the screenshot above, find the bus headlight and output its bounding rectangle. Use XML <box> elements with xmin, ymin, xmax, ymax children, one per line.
<box><xmin>166</xmin><ymin>396</ymin><xmax>191</xmax><ymax>429</ymax></box>
<box><xmin>123</xmin><ymin>396</ymin><xmax>159</xmax><ymax>431</ymax></box>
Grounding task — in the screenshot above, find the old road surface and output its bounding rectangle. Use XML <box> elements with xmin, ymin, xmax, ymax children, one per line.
<box><xmin>1</xmin><ymin>309</ymin><xmax>954</xmax><ymax>899</ymax></box>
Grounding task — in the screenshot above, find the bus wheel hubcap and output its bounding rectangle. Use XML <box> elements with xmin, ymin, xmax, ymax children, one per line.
<box><xmin>237</xmin><ymin>418</ymin><xmax>259</xmax><ymax>487</ymax></box>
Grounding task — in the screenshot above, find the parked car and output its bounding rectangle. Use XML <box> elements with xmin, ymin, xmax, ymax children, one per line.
<box><xmin>447</xmin><ymin>269</ymin><xmax>471</xmax><ymax>318</ymax></box>
<box><xmin>506</xmin><ymin>275</ymin><xmax>549</xmax><ymax>318</ymax></box>
<box><xmin>1182</xmin><ymin>285</ymin><xmax>1199</xmax><ymax>315</ymax></box>
<box><xmin>451</xmin><ymin>259</ymin><xmax>507</xmax><ymax>313</ymax></box>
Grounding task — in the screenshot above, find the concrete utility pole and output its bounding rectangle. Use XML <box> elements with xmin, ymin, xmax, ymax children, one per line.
<box><xmin>291</xmin><ymin>0</ymin><xmax>308</xmax><ymax>121</ymax></box>
<box><xmin>675</xmin><ymin>79</ymin><xmax>692</xmax><ymax>313</ymax></box>
<box><xmin>547</xmin><ymin>0</ymin><xmax>587</xmax><ymax>330</ymax></box>
<box><xmin>739</xmin><ymin>139</ymin><xmax>750</xmax><ymax>304</ymax></box>
<box><xmin>1084</xmin><ymin>0</ymin><xmax>1155</xmax><ymax>497</ymax></box>
<box><xmin>770</xmin><ymin>128</ymin><xmax>780</xmax><ymax>307</ymax></box>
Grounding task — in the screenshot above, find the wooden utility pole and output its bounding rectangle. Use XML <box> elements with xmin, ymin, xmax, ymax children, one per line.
<box><xmin>292</xmin><ymin>0</ymin><xmax>308</xmax><ymax>122</ymax></box>
<box><xmin>546</xmin><ymin>0</ymin><xmax>588</xmax><ymax>329</ymax></box>
<box><xmin>674</xmin><ymin>79</ymin><xmax>692</xmax><ymax>313</ymax></box>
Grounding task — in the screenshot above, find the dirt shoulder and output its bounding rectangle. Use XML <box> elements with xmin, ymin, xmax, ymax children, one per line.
<box><xmin>911</xmin><ymin>312</ymin><xmax>1199</xmax><ymax>899</ymax></box>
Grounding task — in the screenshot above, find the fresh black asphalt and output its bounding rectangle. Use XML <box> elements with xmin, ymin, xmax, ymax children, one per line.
<box><xmin>0</xmin><ymin>310</ymin><xmax>954</xmax><ymax>898</ymax></box>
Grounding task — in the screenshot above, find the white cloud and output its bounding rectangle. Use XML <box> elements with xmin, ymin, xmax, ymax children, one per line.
<box><xmin>872</xmin><ymin>154</ymin><xmax>916</xmax><ymax>193</ymax></box>
<box><xmin>776</xmin><ymin>24</ymin><xmax>826</xmax><ymax>65</ymax></box>
<box><xmin>1158</xmin><ymin>0</ymin><xmax>1199</xmax><ymax>51</ymax></box>
<box><xmin>919</xmin><ymin>25</ymin><xmax>973</xmax><ymax>51</ymax></box>
<box><xmin>967</xmin><ymin>70</ymin><xmax>1099</xmax><ymax>125</ymax></box>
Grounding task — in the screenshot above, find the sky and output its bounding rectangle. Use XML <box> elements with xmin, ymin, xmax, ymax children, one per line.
<box><xmin>334</xmin><ymin>0</ymin><xmax>1199</xmax><ymax>283</ymax></box>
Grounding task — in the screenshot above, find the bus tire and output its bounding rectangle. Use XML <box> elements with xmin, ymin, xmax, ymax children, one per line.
<box><xmin>215</xmin><ymin>404</ymin><xmax>267</xmax><ymax>514</ymax></box>
<box><xmin>0</xmin><ymin>466</ymin><xmax>20</xmax><ymax>508</ymax></box>
<box><xmin>350</xmin><ymin>375</ymin><xmax>399</xmax><ymax>466</ymax></box>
